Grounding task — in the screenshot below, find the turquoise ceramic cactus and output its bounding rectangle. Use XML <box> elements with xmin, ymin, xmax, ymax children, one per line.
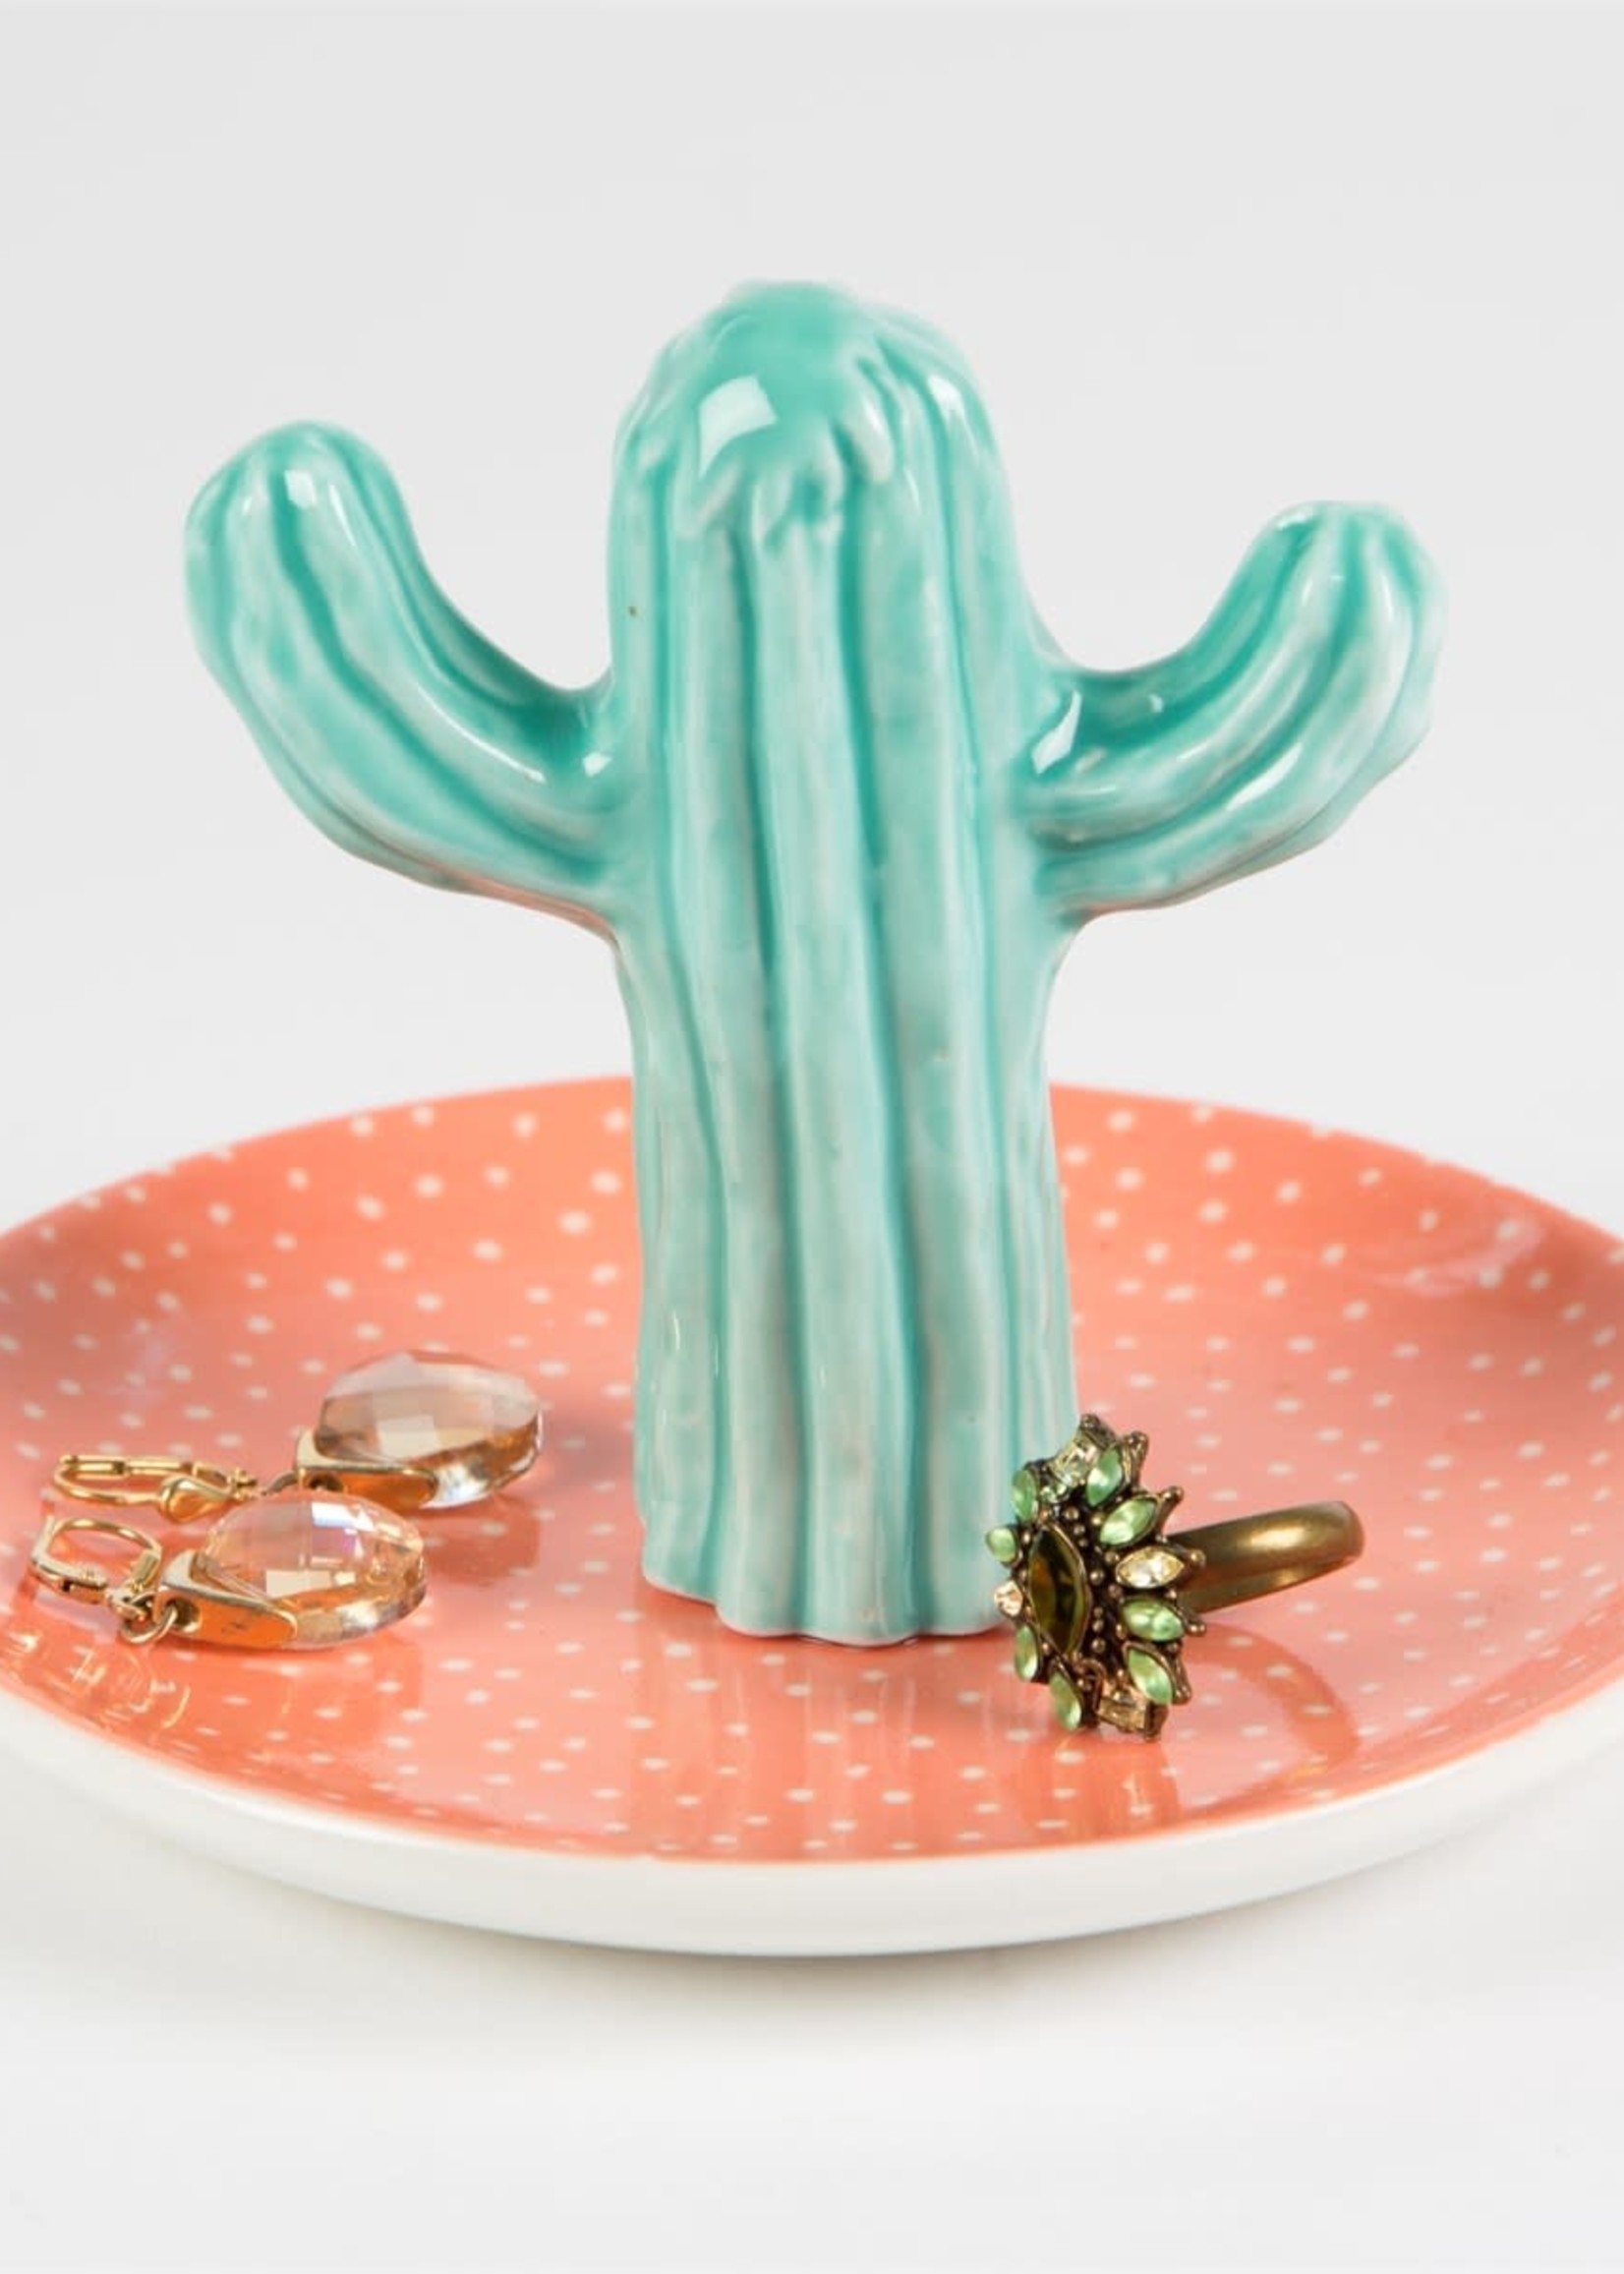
<box><xmin>184</xmin><ymin>282</ymin><xmax>1442</xmax><ymax>1643</ymax></box>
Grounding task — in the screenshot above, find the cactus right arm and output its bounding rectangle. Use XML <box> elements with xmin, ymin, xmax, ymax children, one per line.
<box><xmin>1022</xmin><ymin>505</ymin><xmax>1441</xmax><ymax>921</ymax></box>
<box><xmin>185</xmin><ymin>425</ymin><xmax>628</xmax><ymax>931</ymax></box>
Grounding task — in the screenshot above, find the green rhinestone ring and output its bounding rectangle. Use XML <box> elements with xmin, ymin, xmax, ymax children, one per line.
<box><xmin>989</xmin><ymin>1414</ymin><xmax>1364</xmax><ymax>1737</ymax></box>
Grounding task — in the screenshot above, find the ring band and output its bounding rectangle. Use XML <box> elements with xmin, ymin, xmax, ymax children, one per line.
<box><xmin>988</xmin><ymin>1414</ymin><xmax>1364</xmax><ymax>1738</ymax></box>
<box><xmin>1174</xmin><ymin>1502</ymin><xmax>1363</xmax><ymax>1617</ymax></box>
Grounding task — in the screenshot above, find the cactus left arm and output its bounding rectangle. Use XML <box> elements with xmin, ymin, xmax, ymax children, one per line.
<box><xmin>184</xmin><ymin>425</ymin><xmax>626</xmax><ymax>928</ymax></box>
<box><xmin>1023</xmin><ymin>505</ymin><xmax>1443</xmax><ymax>922</ymax></box>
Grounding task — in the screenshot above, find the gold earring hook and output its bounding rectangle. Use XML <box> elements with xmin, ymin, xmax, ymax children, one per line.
<box><xmin>28</xmin><ymin>1508</ymin><xmax>181</xmax><ymax>1642</ymax></box>
<box><xmin>51</xmin><ymin>1453</ymin><xmax>259</xmax><ymax>1525</ymax></box>
<box><xmin>50</xmin><ymin>1448</ymin><xmax>438</xmax><ymax>1522</ymax></box>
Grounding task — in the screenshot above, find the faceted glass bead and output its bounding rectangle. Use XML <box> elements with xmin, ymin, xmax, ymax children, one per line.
<box><xmin>1121</xmin><ymin>1595</ymin><xmax>1185</xmax><ymax>1643</ymax></box>
<box><xmin>1013</xmin><ymin>1624</ymin><xmax>1043</xmax><ymax>1681</ymax></box>
<box><xmin>313</xmin><ymin>1350</ymin><xmax>540</xmax><ymax>1508</ymax></box>
<box><xmin>1098</xmin><ymin>1492</ymin><xmax>1160</xmax><ymax>1548</ymax></box>
<box><xmin>1117</xmin><ymin>1543</ymin><xmax>1187</xmax><ymax>1590</ymax></box>
<box><xmin>193</xmin><ymin>1492</ymin><xmax>427</xmax><ymax>1647</ymax></box>
<box><xmin>1026</xmin><ymin>1523</ymin><xmax>1090</xmax><ymax>1658</ymax></box>
<box><xmin>985</xmin><ymin>1525</ymin><xmax>1020</xmax><ymax>1565</ymax></box>
<box><xmin>1125</xmin><ymin>1643</ymin><xmax>1177</xmax><ymax>1707</ymax></box>
<box><xmin>1096</xmin><ymin>1685</ymin><xmax>1155</xmax><ymax>1737</ymax></box>
<box><xmin>1048</xmin><ymin>1671</ymin><xmax>1085</xmax><ymax>1731</ymax></box>
<box><xmin>1010</xmin><ymin>1466</ymin><xmax>1040</xmax><ymax>1523</ymax></box>
<box><xmin>1083</xmin><ymin>1446</ymin><xmax>1126</xmax><ymax>1507</ymax></box>
<box><xmin>1049</xmin><ymin>1432</ymin><xmax>1098</xmax><ymax>1492</ymax></box>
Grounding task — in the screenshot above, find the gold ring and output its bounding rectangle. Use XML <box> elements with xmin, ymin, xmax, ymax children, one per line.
<box><xmin>988</xmin><ymin>1413</ymin><xmax>1363</xmax><ymax>1737</ymax></box>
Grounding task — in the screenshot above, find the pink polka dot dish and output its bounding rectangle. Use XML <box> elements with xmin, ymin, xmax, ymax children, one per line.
<box><xmin>1</xmin><ymin>1079</ymin><xmax>1621</xmax><ymax>1955</ymax></box>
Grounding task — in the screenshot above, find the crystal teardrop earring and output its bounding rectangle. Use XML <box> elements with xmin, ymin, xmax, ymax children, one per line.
<box><xmin>29</xmin><ymin>1488</ymin><xmax>428</xmax><ymax>1650</ymax></box>
<box><xmin>301</xmin><ymin>1350</ymin><xmax>543</xmax><ymax>1510</ymax></box>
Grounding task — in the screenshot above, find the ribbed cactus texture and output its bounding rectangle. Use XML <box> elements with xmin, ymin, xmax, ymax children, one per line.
<box><xmin>185</xmin><ymin>283</ymin><xmax>1442</xmax><ymax>1641</ymax></box>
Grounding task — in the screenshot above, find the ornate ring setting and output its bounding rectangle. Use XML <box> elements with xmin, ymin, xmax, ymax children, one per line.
<box><xmin>988</xmin><ymin>1414</ymin><xmax>1363</xmax><ymax>1737</ymax></box>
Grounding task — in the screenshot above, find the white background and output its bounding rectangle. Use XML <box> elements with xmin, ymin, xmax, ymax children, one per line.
<box><xmin>2</xmin><ymin>6</ymin><xmax>1623</xmax><ymax>2269</ymax></box>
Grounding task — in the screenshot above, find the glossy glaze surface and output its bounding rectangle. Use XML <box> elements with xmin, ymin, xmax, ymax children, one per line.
<box><xmin>1</xmin><ymin>1079</ymin><xmax>1617</xmax><ymax>1879</ymax></box>
<box><xmin>184</xmin><ymin>285</ymin><xmax>1443</xmax><ymax>1640</ymax></box>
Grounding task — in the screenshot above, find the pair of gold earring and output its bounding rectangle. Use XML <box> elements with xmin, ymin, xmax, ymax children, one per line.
<box><xmin>27</xmin><ymin>1351</ymin><xmax>540</xmax><ymax>1652</ymax></box>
